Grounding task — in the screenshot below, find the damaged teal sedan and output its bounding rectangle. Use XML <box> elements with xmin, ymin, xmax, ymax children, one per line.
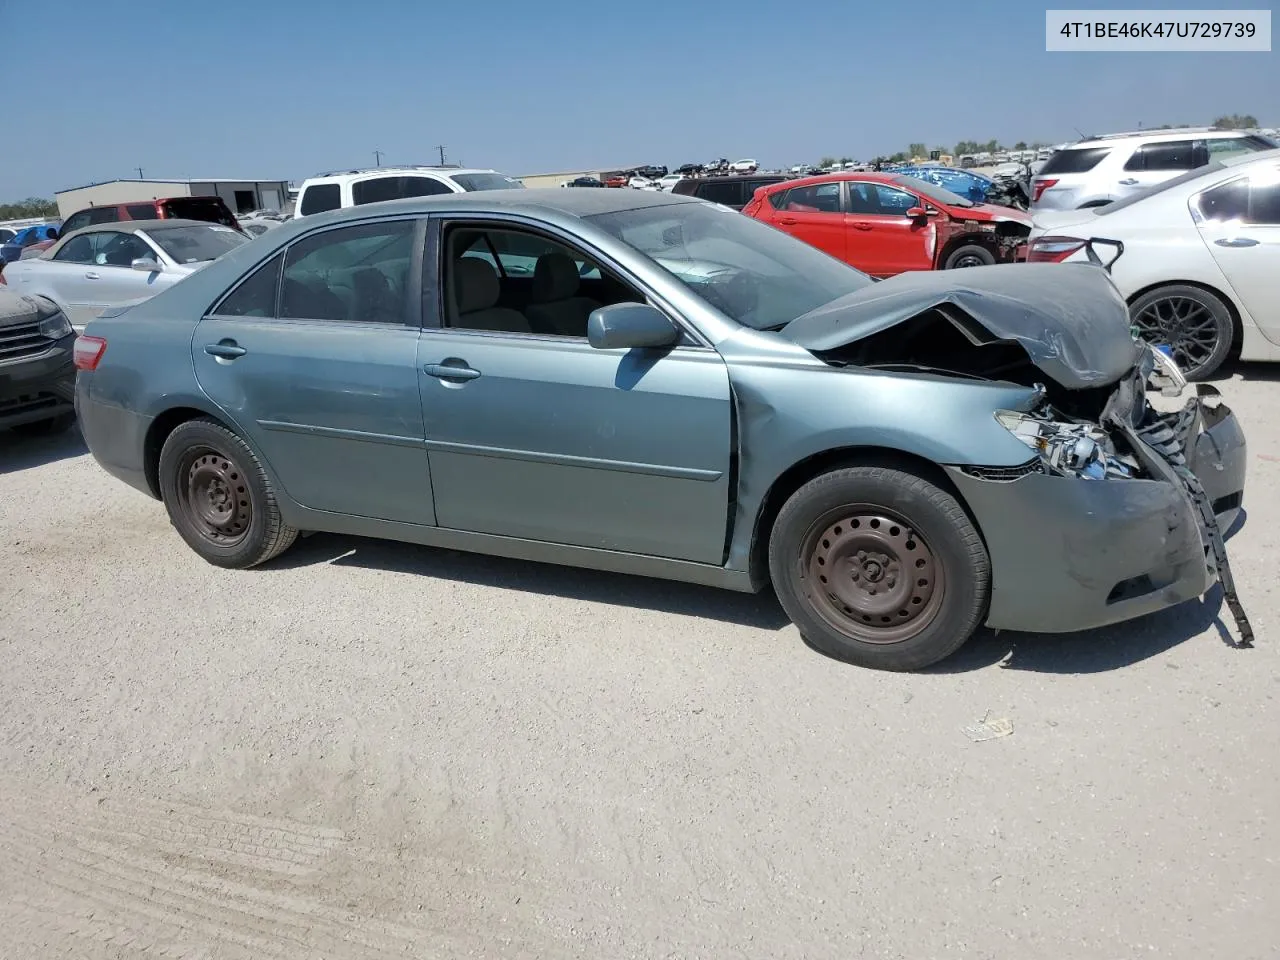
<box><xmin>72</xmin><ymin>190</ymin><xmax>1250</xmax><ymax>670</ymax></box>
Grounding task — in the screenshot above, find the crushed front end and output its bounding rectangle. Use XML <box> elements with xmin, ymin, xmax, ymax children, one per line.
<box><xmin>945</xmin><ymin>345</ymin><xmax>1251</xmax><ymax>641</ymax></box>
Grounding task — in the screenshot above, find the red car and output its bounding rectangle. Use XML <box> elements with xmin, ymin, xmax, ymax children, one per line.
<box><xmin>742</xmin><ymin>172</ymin><xmax>1032</xmax><ymax>278</ymax></box>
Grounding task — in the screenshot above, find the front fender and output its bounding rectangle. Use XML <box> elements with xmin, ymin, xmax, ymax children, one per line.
<box><xmin>724</xmin><ymin>362</ymin><xmax>1043</xmax><ymax>575</ymax></box>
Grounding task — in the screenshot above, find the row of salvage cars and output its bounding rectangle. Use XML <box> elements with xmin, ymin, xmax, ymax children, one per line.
<box><xmin>56</xmin><ymin>183</ymin><xmax>1253</xmax><ymax>671</ymax></box>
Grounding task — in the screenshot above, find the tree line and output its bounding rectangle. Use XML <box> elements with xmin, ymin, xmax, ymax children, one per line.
<box><xmin>0</xmin><ymin>198</ymin><xmax>58</xmax><ymax>221</ymax></box>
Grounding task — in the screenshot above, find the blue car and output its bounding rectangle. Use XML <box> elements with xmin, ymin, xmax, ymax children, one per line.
<box><xmin>897</xmin><ymin>167</ymin><xmax>994</xmax><ymax>204</ymax></box>
<box><xmin>0</xmin><ymin>223</ymin><xmax>61</xmax><ymax>265</ymax></box>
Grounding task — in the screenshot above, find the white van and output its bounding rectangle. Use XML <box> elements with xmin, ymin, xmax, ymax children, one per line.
<box><xmin>294</xmin><ymin>166</ymin><xmax>524</xmax><ymax>217</ymax></box>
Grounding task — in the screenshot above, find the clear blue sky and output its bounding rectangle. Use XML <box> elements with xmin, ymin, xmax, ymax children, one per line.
<box><xmin>3</xmin><ymin>0</ymin><xmax>1276</xmax><ymax>199</ymax></box>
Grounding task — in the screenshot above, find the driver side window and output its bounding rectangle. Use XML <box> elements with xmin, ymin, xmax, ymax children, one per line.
<box><xmin>441</xmin><ymin>223</ymin><xmax>642</xmax><ymax>338</ymax></box>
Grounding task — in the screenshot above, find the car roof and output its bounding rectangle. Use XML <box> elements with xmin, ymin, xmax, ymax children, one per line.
<box><xmin>60</xmin><ymin>218</ymin><xmax>226</xmax><ymax>237</ymax></box>
<box><xmin>1069</xmin><ymin>129</ymin><xmax>1263</xmax><ymax>148</ymax></box>
<box><xmin>302</xmin><ymin>166</ymin><xmax>496</xmax><ymax>182</ymax></box>
<box><xmin>282</xmin><ymin>187</ymin><xmax>701</xmax><ymax>229</ymax></box>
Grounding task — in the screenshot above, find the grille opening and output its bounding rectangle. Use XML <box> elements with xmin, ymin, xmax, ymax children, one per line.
<box><xmin>1212</xmin><ymin>491</ymin><xmax>1242</xmax><ymax>515</ymax></box>
<box><xmin>0</xmin><ymin>321</ymin><xmax>53</xmax><ymax>361</ymax></box>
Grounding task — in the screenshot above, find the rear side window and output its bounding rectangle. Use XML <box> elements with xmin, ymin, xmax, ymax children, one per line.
<box><xmin>126</xmin><ymin>204</ymin><xmax>159</xmax><ymax>220</ymax></box>
<box><xmin>88</xmin><ymin>207</ymin><xmax>121</xmax><ymax>225</ymax></box>
<box><xmin>1124</xmin><ymin>140</ymin><xmax>1201</xmax><ymax>172</ymax></box>
<box><xmin>694</xmin><ymin>180</ymin><xmax>744</xmax><ymax>206</ymax></box>
<box><xmin>216</xmin><ymin>253</ymin><xmax>284</xmax><ymax>317</ymax></box>
<box><xmin>1039</xmin><ymin>147</ymin><xmax>1111</xmax><ymax>175</ymax></box>
<box><xmin>280</xmin><ymin>219</ymin><xmax>416</xmax><ymax>324</ymax></box>
<box><xmin>1198</xmin><ymin>170</ymin><xmax>1280</xmax><ymax>225</ymax></box>
<box><xmin>352</xmin><ymin>176</ymin><xmax>453</xmax><ymax>205</ymax></box>
<box><xmin>299</xmin><ymin>183</ymin><xmax>341</xmax><ymax>216</ymax></box>
<box><xmin>163</xmin><ymin>198</ymin><xmax>237</xmax><ymax>227</ymax></box>
<box><xmin>779</xmin><ymin>183</ymin><xmax>842</xmax><ymax>213</ymax></box>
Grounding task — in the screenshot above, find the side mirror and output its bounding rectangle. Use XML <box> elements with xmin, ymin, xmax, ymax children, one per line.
<box><xmin>131</xmin><ymin>257</ymin><xmax>162</xmax><ymax>273</ymax></box>
<box><xmin>587</xmin><ymin>302</ymin><xmax>680</xmax><ymax>350</ymax></box>
<box><xmin>905</xmin><ymin>206</ymin><xmax>927</xmax><ymax>219</ymax></box>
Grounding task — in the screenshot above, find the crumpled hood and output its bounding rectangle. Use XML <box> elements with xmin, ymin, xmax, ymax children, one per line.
<box><xmin>780</xmin><ymin>262</ymin><xmax>1142</xmax><ymax>390</ymax></box>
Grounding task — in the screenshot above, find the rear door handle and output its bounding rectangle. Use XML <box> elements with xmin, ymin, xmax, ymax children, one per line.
<box><xmin>1118</xmin><ymin>178</ymin><xmax>1139</xmax><ymax>186</ymax></box>
<box><xmin>424</xmin><ymin>361</ymin><xmax>481</xmax><ymax>381</ymax></box>
<box><xmin>204</xmin><ymin>341</ymin><xmax>247</xmax><ymax>359</ymax></box>
<box><xmin>84</xmin><ymin>271</ymin><xmax>100</xmax><ymax>280</ymax></box>
<box><xmin>1214</xmin><ymin>237</ymin><xmax>1259</xmax><ymax>248</ymax></box>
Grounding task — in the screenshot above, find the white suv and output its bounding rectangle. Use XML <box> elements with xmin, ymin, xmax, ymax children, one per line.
<box><xmin>1030</xmin><ymin>128</ymin><xmax>1276</xmax><ymax>212</ymax></box>
<box><xmin>294</xmin><ymin>166</ymin><xmax>524</xmax><ymax>217</ymax></box>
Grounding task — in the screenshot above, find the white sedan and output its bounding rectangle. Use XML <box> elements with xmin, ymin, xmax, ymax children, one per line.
<box><xmin>1</xmin><ymin>219</ymin><xmax>249</xmax><ymax>330</ymax></box>
<box><xmin>1027</xmin><ymin>148</ymin><xmax>1280</xmax><ymax>379</ymax></box>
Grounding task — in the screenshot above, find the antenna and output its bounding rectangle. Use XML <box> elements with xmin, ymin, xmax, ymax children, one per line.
<box><xmin>374</xmin><ymin>149</ymin><xmax>383</xmax><ymax>167</ymax></box>
<box><xmin>1072</xmin><ymin>125</ymin><xmax>1086</xmax><ymax>139</ymax></box>
<box><xmin>436</xmin><ymin>144</ymin><xmax>446</xmax><ymax>165</ymax></box>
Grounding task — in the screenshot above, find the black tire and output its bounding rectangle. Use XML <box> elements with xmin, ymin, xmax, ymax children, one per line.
<box><xmin>12</xmin><ymin>412</ymin><xmax>75</xmax><ymax>437</ymax></box>
<box><xmin>943</xmin><ymin>244</ymin><xmax>995</xmax><ymax>269</ymax></box>
<box><xmin>1129</xmin><ymin>284</ymin><xmax>1234</xmax><ymax>381</ymax></box>
<box><xmin>157</xmin><ymin>418</ymin><xmax>297</xmax><ymax>569</ymax></box>
<box><xmin>768</xmin><ymin>466</ymin><xmax>990</xmax><ymax>672</ymax></box>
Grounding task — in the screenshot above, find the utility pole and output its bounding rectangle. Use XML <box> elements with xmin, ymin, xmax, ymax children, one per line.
<box><xmin>374</xmin><ymin>149</ymin><xmax>383</xmax><ymax>167</ymax></box>
<box><xmin>136</xmin><ymin>167</ymin><xmax>144</xmax><ymax>179</ymax></box>
<box><xmin>436</xmin><ymin>145</ymin><xmax>446</xmax><ymax>165</ymax></box>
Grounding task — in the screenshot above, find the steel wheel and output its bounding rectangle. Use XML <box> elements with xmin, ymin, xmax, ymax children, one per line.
<box><xmin>1131</xmin><ymin>295</ymin><xmax>1220</xmax><ymax>374</ymax></box>
<box><xmin>176</xmin><ymin>446</ymin><xmax>252</xmax><ymax>546</ymax></box>
<box><xmin>801</xmin><ymin>508</ymin><xmax>945</xmax><ymax>645</ymax></box>
<box><xmin>952</xmin><ymin>252</ymin><xmax>987</xmax><ymax>268</ymax></box>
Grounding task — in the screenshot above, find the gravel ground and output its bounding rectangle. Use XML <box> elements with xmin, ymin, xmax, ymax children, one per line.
<box><xmin>2</xmin><ymin>367</ymin><xmax>1278</xmax><ymax>960</ymax></box>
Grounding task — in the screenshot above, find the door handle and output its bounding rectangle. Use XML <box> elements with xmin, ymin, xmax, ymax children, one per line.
<box><xmin>84</xmin><ymin>271</ymin><xmax>100</xmax><ymax>280</ymax></box>
<box><xmin>1118</xmin><ymin>178</ymin><xmax>1139</xmax><ymax>186</ymax></box>
<box><xmin>424</xmin><ymin>361</ymin><xmax>481</xmax><ymax>381</ymax></box>
<box><xmin>204</xmin><ymin>341</ymin><xmax>247</xmax><ymax>359</ymax></box>
<box><xmin>776</xmin><ymin>217</ymin><xmax>798</xmax><ymax>225</ymax></box>
<box><xmin>1214</xmin><ymin>237</ymin><xmax>1259</xmax><ymax>248</ymax></box>
<box><xmin>851</xmin><ymin>222</ymin><xmax>874</xmax><ymax>231</ymax></box>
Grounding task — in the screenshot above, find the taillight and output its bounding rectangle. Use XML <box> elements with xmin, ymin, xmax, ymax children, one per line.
<box><xmin>1031</xmin><ymin>178</ymin><xmax>1059</xmax><ymax>203</ymax></box>
<box><xmin>73</xmin><ymin>335</ymin><xmax>107</xmax><ymax>371</ymax></box>
<box><xmin>1027</xmin><ymin>236</ymin><xmax>1086</xmax><ymax>263</ymax></box>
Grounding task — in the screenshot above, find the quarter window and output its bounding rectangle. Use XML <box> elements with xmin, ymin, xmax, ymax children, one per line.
<box><xmin>352</xmin><ymin>176</ymin><xmax>453</xmax><ymax>206</ymax></box>
<box><xmin>216</xmin><ymin>253</ymin><xmax>283</xmax><ymax>317</ymax></box>
<box><xmin>1206</xmin><ymin>137</ymin><xmax>1261</xmax><ymax>162</ymax></box>
<box><xmin>1198</xmin><ymin>169</ymin><xmax>1280</xmax><ymax>225</ymax></box>
<box><xmin>299</xmin><ymin>183</ymin><xmax>341</xmax><ymax>216</ymax></box>
<box><xmin>280</xmin><ymin>219</ymin><xmax>416</xmax><ymax>324</ymax></box>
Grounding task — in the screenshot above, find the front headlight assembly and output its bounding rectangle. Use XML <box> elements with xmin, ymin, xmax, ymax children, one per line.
<box><xmin>995</xmin><ymin>411</ymin><xmax>1138</xmax><ymax>480</ymax></box>
<box><xmin>38</xmin><ymin>308</ymin><xmax>73</xmax><ymax>340</ymax></box>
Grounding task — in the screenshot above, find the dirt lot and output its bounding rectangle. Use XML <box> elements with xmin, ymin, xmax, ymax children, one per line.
<box><xmin>2</xmin><ymin>367</ymin><xmax>1278</xmax><ymax>960</ymax></box>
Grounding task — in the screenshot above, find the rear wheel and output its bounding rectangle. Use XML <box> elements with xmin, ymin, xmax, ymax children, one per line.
<box><xmin>768</xmin><ymin>466</ymin><xmax>989</xmax><ymax>671</ymax></box>
<box><xmin>158</xmin><ymin>418</ymin><xmax>297</xmax><ymax>568</ymax></box>
<box><xmin>944</xmin><ymin>244</ymin><xmax>995</xmax><ymax>269</ymax></box>
<box><xmin>1129</xmin><ymin>284</ymin><xmax>1234</xmax><ymax>380</ymax></box>
<box><xmin>12</xmin><ymin>412</ymin><xmax>75</xmax><ymax>437</ymax></box>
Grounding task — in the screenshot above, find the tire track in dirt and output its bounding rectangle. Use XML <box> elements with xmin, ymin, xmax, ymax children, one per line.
<box><xmin>0</xmin><ymin>790</ymin><xmax>458</xmax><ymax>959</ymax></box>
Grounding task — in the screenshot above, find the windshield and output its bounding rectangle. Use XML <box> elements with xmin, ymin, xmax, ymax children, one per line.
<box><xmin>453</xmin><ymin>173</ymin><xmax>525</xmax><ymax>191</ymax></box>
<box><xmin>889</xmin><ymin>175</ymin><xmax>974</xmax><ymax>207</ymax></box>
<box><xmin>1092</xmin><ymin>162</ymin><xmax>1227</xmax><ymax>216</ymax></box>
<box><xmin>149</xmin><ymin>224</ymin><xmax>249</xmax><ymax>263</ymax></box>
<box><xmin>585</xmin><ymin>201</ymin><xmax>874</xmax><ymax>330</ymax></box>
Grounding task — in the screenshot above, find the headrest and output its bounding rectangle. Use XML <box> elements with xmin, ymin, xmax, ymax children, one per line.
<box><xmin>531</xmin><ymin>252</ymin><xmax>581</xmax><ymax>303</ymax></box>
<box><xmin>453</xmin><ymin>257</ymin><xmax>501</xmax><ymax>313</ymax></box>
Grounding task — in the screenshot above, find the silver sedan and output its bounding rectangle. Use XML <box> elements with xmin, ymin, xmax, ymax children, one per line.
<box><xmin>2</xmin><ymin>219</ymin><xmax>250</xmax><ymax>330</ymax></box>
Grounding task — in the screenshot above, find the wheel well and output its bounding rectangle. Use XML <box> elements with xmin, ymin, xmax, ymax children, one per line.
<box><xmin>747</xmin><ymin>446</ymin><xmax>981</xmax><ymax>589</ymax></box>
<box><xmin>143</xmin><ymin>407</ymin><xmax>226</xmax><ymax>498</ymax></box>
<box><xmin>1126</xmin><ymin>279</ymin><xmax>1243</xmax><ymax>359</ymax></box>
<box><xmin>938</xmin><ymin>233</ymin><xmax>997</xmax><ymax>265</ymax></box>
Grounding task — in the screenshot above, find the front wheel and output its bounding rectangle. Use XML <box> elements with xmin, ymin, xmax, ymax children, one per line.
<box><xmin>768</xmin><ymin>466</ymin><xmax>990</xmax><ymax>671</ymax></box>
<box><xmin>158</xmin><ymin>418</ymin><xmax>297</xmax><ymax>569</ymax></box>
<box><xmin>944</xmin><ymin>244</ymin><xmax>995</xmax><ymax>269</ymax></box>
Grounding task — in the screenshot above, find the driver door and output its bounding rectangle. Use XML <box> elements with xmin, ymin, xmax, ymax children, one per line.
<box><xmin>417</xmin><ymin>217</ymin><xmax>733</xmax><ymax>564</ymax></box>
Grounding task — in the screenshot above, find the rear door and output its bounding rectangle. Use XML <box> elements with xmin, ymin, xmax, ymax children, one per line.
<box><xmin>844</xmin><ymin>181</ymin><xmax>933</xmax><ymax>276</ymax></box>
<box><xmin>191</xmin><ymin>215</ymin><xmax>436</xmax><ymax>524</ymax></box>
<box><xmin>761</xmin><ymin>182</ymin><xmax>846</xmax><ymax>261</ymax></box>
<box><xmin>1196</xmin><ymin>164</ymin><xmax>1280</xmax><ymax>346</ymax></box>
